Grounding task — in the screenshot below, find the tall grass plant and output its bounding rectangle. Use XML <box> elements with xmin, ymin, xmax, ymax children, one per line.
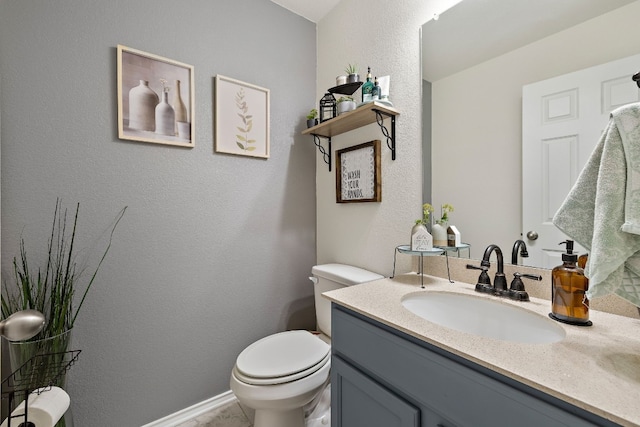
<box><xmin>1</xmin><ymin>200</ymin><xmax>126</xmax><ymax>391</ymax></box>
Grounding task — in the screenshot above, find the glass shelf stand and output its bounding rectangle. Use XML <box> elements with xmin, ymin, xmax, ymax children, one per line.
<box><xmin>392</xmin><ymin>243</ymin><xmax>471</xmax><ymax>288</ymax></box>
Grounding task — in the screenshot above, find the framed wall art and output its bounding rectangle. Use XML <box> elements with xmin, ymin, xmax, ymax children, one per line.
<box><xmin>215</xmin><ymin>75</ymin><xmax>270</xmax><ymax>159</ymax></box>
<box><xmin>117</xmin><ymin>44</ymin><xmax>195</xmax><ymax>148</ymax></box>
<box><xmin>336</xmin><ymin>140</ymin><xmax>382</xmax><ymax>203</ymax></box>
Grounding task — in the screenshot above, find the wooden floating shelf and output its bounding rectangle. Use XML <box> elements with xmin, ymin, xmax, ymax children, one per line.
<box><xmin>302</xmin><ymin>102</ymin><xmax>400</xmax><ymax>138</ymax></box>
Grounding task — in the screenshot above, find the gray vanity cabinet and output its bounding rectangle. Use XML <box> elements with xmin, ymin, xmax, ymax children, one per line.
<box><xmin>332</xmin><ymin>356</ymin><xmax>420</xmax><ymax>427</ymax></box>
<box><xmin>331</xmin><ymin>304</ymin><xmax>620</xmax><ymax>427</ymax></box>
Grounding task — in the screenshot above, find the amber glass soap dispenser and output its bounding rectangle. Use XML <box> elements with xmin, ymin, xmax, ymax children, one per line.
<box><xmin>550</xmin><ymin>240</ymin><xmax>592</xmax><ymax>326</ymax></box>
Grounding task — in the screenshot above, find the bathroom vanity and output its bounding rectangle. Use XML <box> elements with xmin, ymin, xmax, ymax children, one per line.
<box><xmin>324</xmin><ymin>275</ymin><xmax>640</xmax><ymax>427</ymax></box>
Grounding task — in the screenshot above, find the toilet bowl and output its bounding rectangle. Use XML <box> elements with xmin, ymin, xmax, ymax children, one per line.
<box><xmin>230</xmin><ymin>330</ymin><xmax>331</xmax><ymax>427</ymax></box>
<box><xmin>230</xmin><ymin>264</ymin><xmax>384</xmax><ymax>427</ymax></box>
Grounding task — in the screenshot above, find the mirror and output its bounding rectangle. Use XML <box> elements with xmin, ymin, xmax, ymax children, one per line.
<box><xmin>422</xmin><ymin>0</ymin><xmax>640</xmax><ymax>268</ymax></box>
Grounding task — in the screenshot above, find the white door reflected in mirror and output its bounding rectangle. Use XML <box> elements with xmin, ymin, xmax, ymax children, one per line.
<box><xmin>522</xmin><ymin>53</ymin><xmax>640</xmax><ymax>268</ymax></box>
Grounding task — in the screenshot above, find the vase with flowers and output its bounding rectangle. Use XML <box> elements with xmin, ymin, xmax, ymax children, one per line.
<box><xmin>1</xmin><ymin>200</ymin><xmax>126</xmax><ymax>427</ymax></box>
<box><xmin>431</xmin><ymin>203</ymin><xmax>454</xmax><ymax>246</ymax></box>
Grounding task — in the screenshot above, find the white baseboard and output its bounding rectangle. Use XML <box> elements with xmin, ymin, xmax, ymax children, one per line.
<box><xmin>141</xmin><ymin>390</ymin><xmax>237</xmax><ymax>427</ymax></box>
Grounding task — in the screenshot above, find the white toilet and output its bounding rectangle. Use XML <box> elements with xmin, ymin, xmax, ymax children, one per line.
<box><xmin>230</xmin><ymin>263</ymin><xmax>383</xmax><ymax>427</ymax></box>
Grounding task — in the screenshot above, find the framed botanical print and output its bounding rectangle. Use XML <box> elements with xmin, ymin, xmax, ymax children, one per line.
<box><xmin>215</xmin><ymin>75</ymin><xmax>270</xmax><ymax>158</ymax></box>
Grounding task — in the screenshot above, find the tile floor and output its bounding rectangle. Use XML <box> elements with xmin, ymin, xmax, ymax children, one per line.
<box><xmin>174</xmin><ymin>385</ymin><xmax>331</xmax><ymax>426</ymax></box>
<box><xmin>174</xmin><ymin>400</ymin><xmax>252</xmax><ymax>427</ymax></box>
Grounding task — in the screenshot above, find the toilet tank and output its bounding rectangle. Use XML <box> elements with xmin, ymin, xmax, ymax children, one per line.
<box><xmin>311</xmin><ymin>263</ymin><xmax>384</xmax><ymax>337</ymax></box>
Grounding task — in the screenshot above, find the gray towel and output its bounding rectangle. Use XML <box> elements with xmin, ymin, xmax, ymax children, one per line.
<box><xmin>553</xmin><ymin>102</ymin><xmax>640</xmax><ymax>307</ymax></box>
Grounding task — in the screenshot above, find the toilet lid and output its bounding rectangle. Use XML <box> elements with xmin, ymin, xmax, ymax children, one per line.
<box><xmin>236</xmin><ymin>330</ymin><xmax>330</xmax><ymax>381</ymax></box>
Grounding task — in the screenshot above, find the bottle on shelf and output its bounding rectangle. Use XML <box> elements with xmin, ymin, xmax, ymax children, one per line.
<box><xmin>372</xmin><ymin>77</ymin><xmax>381</xmax><ymax>101</ymax></box>
<box><xmin>361</xmin><ymin>67</ymin><xmax>374</xmax><ymax>103</ymax></box>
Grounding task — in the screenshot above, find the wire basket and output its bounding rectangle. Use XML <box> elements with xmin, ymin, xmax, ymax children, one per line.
<box><xmin>1</xmin><ymin>350</ymin><xmax>80</xmax><ymax>427</ymax></box>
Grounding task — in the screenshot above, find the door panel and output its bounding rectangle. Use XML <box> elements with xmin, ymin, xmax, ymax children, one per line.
<box><xmin>522</xmin><ymin>53</ymin><xmax>640</xmax><ymax>268</ymax></box>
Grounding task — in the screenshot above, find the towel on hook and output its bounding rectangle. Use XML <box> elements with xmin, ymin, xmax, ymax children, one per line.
<box><xmin>553</xmin><ymin>102</ymin><xmax>640</xmax><ymax>307</ymax></box>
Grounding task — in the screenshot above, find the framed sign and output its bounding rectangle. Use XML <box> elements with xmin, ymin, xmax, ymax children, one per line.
<box><xmin>336</xmin><ymin>140</ymin><xmax>381</xmax><ymax>203</ymax></box>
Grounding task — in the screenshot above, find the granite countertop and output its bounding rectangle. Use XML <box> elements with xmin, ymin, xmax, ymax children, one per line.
<box><xmin>323</xmin><ymin>274</ymin><xmax>640</xmax><ymax>427</ymax></box>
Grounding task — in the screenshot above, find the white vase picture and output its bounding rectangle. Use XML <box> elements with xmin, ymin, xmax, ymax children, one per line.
<box><xmin>128</xmin><ymin>80</ymin><xmax>158</xmax><ymax>131</ymax></box>
<box><xmin>118</xmin><ymin>45</ymin><xmax>194</xmax><ymax>147</ymax></box>
<box><xmin>155</xmin><ymin>91</ymin><xmax>175</xmax><ymax>136</ymax></box>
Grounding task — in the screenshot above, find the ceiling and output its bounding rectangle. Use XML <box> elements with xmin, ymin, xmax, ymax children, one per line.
<box><xmin>269</xmin><ymin>0</ymin><xmax>342</xmax><ymax>22</ymax></box>
<box><xmin>422</xmin><ymin>0</ymin><xmax>637</xmax><ymax>81</ymax></box>
<box><xmin>267</xmin><ymin>0</ymin><xmax>637</xmax><ymax>80</ymax></box>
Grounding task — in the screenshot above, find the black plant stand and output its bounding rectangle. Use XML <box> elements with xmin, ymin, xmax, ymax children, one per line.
<box><xmin>1</xmin><ymin>350</ymin><xmax>80</xmax><ymax>427</ymax></box>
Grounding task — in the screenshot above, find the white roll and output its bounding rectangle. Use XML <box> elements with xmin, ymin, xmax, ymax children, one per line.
<box><xmin>0</xmin><ymin>386</ymin><xmax>70</xmax><ymax>427</ymax></box>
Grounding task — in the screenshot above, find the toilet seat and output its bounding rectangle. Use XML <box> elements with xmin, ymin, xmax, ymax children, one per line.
<box><xmin>233</xmin><ymin>352</ymin><xmax>330</xmax><ymax>385</ymax></box>
<box><xmin>234</xmin><ymin>330</ymin><xmax>330</xmax><ymax>385</ymax></box>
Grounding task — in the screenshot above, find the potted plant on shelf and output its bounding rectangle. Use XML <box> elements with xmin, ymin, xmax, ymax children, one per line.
<box><xmin>306</xmin><ymin>108</ymin><xmax>318</xmax><ymax>128</ymax></box>
<box><xmin>345</xmin><ymin>63</ymin><xmax>359</xmax><ymax>83</ymax></box>
<box><xmin>337</xmin><ymin>96</ymin><xmax>356</xmax><ymax>115</ymax></box>
<box><xmin>431</xmin><ymin>203</ymin><xmax>454</xmax><ymax>246</ymax></box>
<box><xmin>1</xmin><ymin>200</ymin><xmax>126</xmax><ymax>425</ymax></box>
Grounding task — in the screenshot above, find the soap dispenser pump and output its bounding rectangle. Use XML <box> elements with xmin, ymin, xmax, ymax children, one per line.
<box><xmin>550</xmin><ymin>240</ymin><xmax>592</xmax><ymax>326</ymax></box>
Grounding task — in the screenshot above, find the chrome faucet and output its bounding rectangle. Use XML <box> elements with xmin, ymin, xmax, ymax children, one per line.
<box><xmin>511</xmin><ymin>239</ymin><xmax>529</xmax><ymax>265</ymax></box>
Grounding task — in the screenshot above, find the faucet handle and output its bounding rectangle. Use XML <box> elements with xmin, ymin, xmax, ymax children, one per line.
<box><xmin>466</xmin><ymin>264</ymin><xmax>493</xmax><ymax>294</ymax></box>
<box><xmin>508</xmin><ymin>273</ymin><xmax>542</xmax><ymax>301</ymax></box>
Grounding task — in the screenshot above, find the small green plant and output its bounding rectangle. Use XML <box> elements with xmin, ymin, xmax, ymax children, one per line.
<box><xmin>306</xmin><ymin>108</ymin><xmax>318</xmax><ymax>120</ymax></box>
<box><xmin>436</xmin><ymin>203</ymin><xmax>454</xmax><ymax>224</ymax></box>
<box><xmin>337</xmin><ymin>96</ymin><xmax>354</xmax><ymax>103</ymax></box>
<box><xmin>344</xmin><ymin>63</ymin><xmax>358</xmax><ymax>75</ymax></box>
<box><xmin>415</xmin><ymin>203</ymin><xmax>434</xmax><ymax>226</ymax></box>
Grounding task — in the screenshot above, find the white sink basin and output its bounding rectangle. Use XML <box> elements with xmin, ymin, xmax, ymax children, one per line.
<box><xmin>401</xmin><ymin>292</ymin><xmax>565</xmax><ymax>344</ymax></box>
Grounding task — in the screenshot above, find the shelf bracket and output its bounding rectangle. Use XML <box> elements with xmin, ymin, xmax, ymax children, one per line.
<box><xmin>373</xmin><ymin>109</ymin><xmax>396</xmax><ymax>160</ymax></box>
<box><xmin>312</xmin><ymin>134</ymin><xmax>332</xmax><ymax>171</ymax></box>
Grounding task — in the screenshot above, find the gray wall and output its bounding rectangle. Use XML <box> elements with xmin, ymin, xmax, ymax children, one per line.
<box><xmin>0</xmin><ymin>0</ymin><xmax>317</xmax><ymax>425</ymax></box>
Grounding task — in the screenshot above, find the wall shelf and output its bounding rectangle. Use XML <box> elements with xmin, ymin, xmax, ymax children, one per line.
<box><xmin>302</xmin><ymin>101</ymin><xmax>400</xmax><ymax>171</ymax></box>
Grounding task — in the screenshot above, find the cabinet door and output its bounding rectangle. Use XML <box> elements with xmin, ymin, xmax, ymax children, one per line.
<box><xmin>332</xmin><ymin>305</ymin><xmax>614</xmax><ymax>427</ymax></box>
<box><xmin>332</xmin><ymin>355</ymin><xmax>420</xmax><ymax>427</ymax></box>
<box><xmin>421</xmin><ymin>405</ymin><xmax>459</xmax><ymax>427</ymax></box>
